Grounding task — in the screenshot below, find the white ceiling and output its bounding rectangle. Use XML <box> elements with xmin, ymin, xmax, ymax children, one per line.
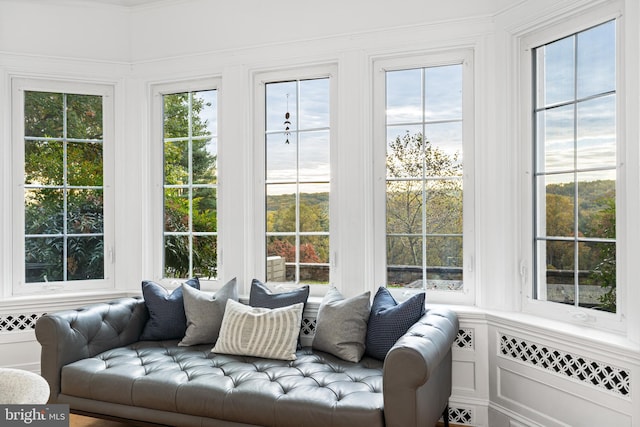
<box><xmin>78</xmin><ymin>0</ymin><xmax>168</xmax><ymax>6</ymax></box>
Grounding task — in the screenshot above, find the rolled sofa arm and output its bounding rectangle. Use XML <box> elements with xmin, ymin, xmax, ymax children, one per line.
<box><xmin>383</xmin><ymin>307</ymin><xmax>459</xmax><ymax>427</ymax></box>
<box><xmin>35</xmin><ymin>297</ymin><xmax>148</xmax><ymax>402</ymax></box>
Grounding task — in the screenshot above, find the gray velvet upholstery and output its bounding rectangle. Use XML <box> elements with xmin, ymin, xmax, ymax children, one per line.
<box><xmin>35</xmin><ymin>297</ymin><xmax>458</xmax><ymax>427</ymax></box>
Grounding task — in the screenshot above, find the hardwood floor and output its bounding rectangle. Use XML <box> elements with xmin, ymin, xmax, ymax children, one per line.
<box><xmin>70</xmin><ymin>414</ymin><xmax>161</xmax><ymax>427</ymax></box>
<box><xmin>71</xmin><ymin>413</ymin><xmax>465</xmax><ymax>427</ymax></box>
<box><xmin>70</xmin><ymin>414</ymin><xmax>131</xmax><ymax>427</ymax></box>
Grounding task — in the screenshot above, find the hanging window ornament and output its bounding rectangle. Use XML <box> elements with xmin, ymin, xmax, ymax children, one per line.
<box><xmin>284</xmin><ymin>93</ymin><xmax>291</xmax><ymax>144</ymax></box>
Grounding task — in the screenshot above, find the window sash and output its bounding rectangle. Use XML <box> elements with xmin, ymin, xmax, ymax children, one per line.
<box><xmin>264</xmin><ymin>77</ymin><xmax>331</xmax><ymax>285</ymax></box>
<box><xmin>150</xmin><ymin>78</ymin><xmax>221</xmax><ymax>286</ymax></box>
<box><xmin>532</xmin><ymin>21</ymin><xmax>617</xmax><ymax>312</ymax></box>
<box><xmin>373</xmin><ymin>51</ymin><xmax>475</xmax><ymax>305</ymax></box>
<box><xmin>519</xmin><ymin>2</ymin><xmax>626</xmax><ymax>332</ymax></box>
<box><xmin>252</xmin><ymin>66</ymin><xmax>336</xmax><ymax>294</ymax></box>
<box><xmin>161</xmin><ymin>89</ymin><xmax>218</xmax><ymax>280</ymax></box>
<box><xmin>12</xmin><ymin>78</ymin><xmax>115</xmax><ymax>294</ymax></box>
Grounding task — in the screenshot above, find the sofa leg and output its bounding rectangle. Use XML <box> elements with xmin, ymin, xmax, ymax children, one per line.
<box><xmin>442</xmin><ymin>404</ymin><xmax>450</xmax><ymax>427</ymax></box>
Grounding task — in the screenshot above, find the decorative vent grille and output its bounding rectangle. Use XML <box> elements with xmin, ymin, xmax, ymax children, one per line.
<box><xmin>455</xmin><ymin>328</ymin><xmax>474</xmax><ymax>349</ymax></box>
<box><xmin>500</xmin><ymin>334</ymin><xmax>630</xmax><ymax>397</ymax></box>
<box><xmin>441</xmin><ymin>406</ymin><xmax>473</xmax><ymax>425</ymax></box>
<box><xmin>0</xmin><ymin>313</ymin><xmax>44</xmax><ymax>332</ymax></box>
<box><xmin>301</xmin><ymin>317</ymin><xmax>316</xmax><ymax>337</ymax></box>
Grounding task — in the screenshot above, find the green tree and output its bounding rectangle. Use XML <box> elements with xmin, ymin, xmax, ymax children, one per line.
<box><xmin>162</xmin><ymin>92</ymin><xmax>217</xmax><ymax>278</ymax></box>
<box><xmin>544</xmin><ymin>193</ymin><xmax>575</xmax><ymax>270</ymax></box>
<box><xmin>590</xmin><ymin>198</ymin><xmax>616</xmax><ymax>312</ymax></box>
<box><xmin>544</xmin><ymin>181</ymin><xmax>616</xmax><ymax>311</ymax></box>
<box><xmin>267</xmin><ymin>201</ymin><xmax>329</xmax><ymax>263</ymax></box>
<box><xmin>24</xmin><ymin>92</ymin><xmax>104</xmax><ymax>283</ymax></box>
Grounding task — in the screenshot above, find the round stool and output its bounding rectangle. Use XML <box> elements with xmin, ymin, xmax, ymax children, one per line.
<box><xmin>0</xmin><ymin>368</ymin><xmax>50</xmax><ymax>404</ymax></box>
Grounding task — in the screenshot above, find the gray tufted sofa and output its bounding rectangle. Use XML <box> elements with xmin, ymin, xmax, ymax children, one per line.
<box><xmin>35</xmin><ymin>297</ymin><xmax>458</xmax><ymax>427</ymax></box>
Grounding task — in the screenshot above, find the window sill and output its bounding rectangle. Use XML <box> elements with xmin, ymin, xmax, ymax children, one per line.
<box><xmin>448</xmin><ymin>304</ymin><xmax>640</xmax><ymax>358</ymax></box>
<box><xmin>0</xmin><ymin>290</ymin><xmax>138</xmax><ymax>314</ymax></box>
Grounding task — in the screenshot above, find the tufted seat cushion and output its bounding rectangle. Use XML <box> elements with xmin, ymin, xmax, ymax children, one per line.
<box><xmin>61</xmin><ymin>341</ymin><xmax>385</xmax><ymax>427</ymax></box>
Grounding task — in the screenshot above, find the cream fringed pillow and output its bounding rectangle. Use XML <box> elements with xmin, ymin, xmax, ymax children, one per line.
<box><xmin>212</xmin><ymin>299</ymin><xmax>303</xmax><ymax>361</ymax></box>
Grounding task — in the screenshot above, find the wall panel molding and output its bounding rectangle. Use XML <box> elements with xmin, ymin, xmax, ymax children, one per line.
<box><xmin>499</xmin><ymin>333</ymin><xmax>631</xmax><ymax>397</ymax></box>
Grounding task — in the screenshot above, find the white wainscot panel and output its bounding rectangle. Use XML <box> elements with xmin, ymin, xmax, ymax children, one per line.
<box><xmin>453</xmin><ymin>359</ymin><xmax>476</xmax><ymax>392</ymax></box>
<box><xmin>498</xmin><ymin>367</ymin><xmax>632</xmax><ymax>427</ymax></box>
<box><xmin>449</xmin><ymin>320</ymin><xmax>491</xmax><ymax>426</ymax></box>
<box><xmin>0</xmin><ymin>330</ymin><xmax>41</xmax><ymax>372</ymax></box>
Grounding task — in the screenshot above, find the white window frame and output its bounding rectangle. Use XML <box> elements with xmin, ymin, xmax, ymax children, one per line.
<box><xmin>372</xmin><ymin>50</ymin><xmax>476</xmax><ymax>305</ymax></box>
<box><xmin>11</xmin><ymin>77</ymin><xmax>115</xmax><ymax>295</ymax></box>
<box><xmin>150</xmin><ymin>78</ymin><xmax>222</xmax><ymax>287</ymax></box>
<box><xmin>252</xmin><ymin>65</ymin><xmax>337</xmax><ymax>296</ymax></box>
<box><xmin>518</xmin><ymin>3</ymin><xmax>629</xmax><ymax>332</ymax></box>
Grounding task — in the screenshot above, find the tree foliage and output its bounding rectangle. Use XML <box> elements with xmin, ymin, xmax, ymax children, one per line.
<box><xmin>386</xmin><ymin>131</ymin><xmax>463</xmax><ymax>269</ymax></box>
<box><xmin>24</xmin><ymin>92</ymin><xmax>104</xmax><ymax>283</ymax></box>
<box><xmin>266</xmin><ymin>198</ymin><xmax>329</xmax><ymax>265</ymax></box>
<box><xmin>163</xmin><ymin>92</ymin><xmax>218</xmax><ymax>279</ymax></box>
<box><xmin>544</xmin><ymin>181</ymin><xmax>616</xmax><ymax>311</ymax></box>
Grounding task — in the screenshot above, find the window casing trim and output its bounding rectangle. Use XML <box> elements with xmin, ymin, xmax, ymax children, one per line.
<box><xmin>518</xmin><ymin>3</ymin><xmax>627</xmax><ymax>333</ymax></box>
<box><xmin>149</xmin><ymin>77</ymin><xmax>222</xmax><ymax>288</ymax></box>
<box><xmin>372</xmin><ymin>49</ymin><xmax>476</xmax><ymax>305</ymax></box>
<box><xmin>252</xmin><ymin>64</ymin><xmax>338</xmax><ymax>297</ymax></box>
<box><xmin>11</xmin><ymin>77</ymin><xmax>116</xmax><ymax>295</ymax></box>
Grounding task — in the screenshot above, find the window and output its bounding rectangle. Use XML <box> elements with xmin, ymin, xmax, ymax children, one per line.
<box><xmin>12</xmin><ymin>79</ymin><xmax>114</xmax><ymax>294</ymax></box>
<box><xmin>260</xmin><ymin>73</ymin><xmax>332</xmax><ymax>285</ymax></box>
<box><xmin>162</xmin><ymin>89</ymin><xmax>218</xmax><ymax>279</ymax></box>
<box><xmin>374</xmin><ymin>52</ymin><xmax>474</xmax><ymax>303</ymax></box>
<box><xmin>532</xmin><ymin>21</ymin><xmax>617</xmax><ymax>313</ymax></box>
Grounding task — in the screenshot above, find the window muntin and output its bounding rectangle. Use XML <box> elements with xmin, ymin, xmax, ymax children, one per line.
<box><xmin>533</xmin><ymin>20</ymin><xmax>617</xmax><ymax>312</ymax></box>
<box><xmin>264</xmin><ymin>78</ymin><xmax>330</xmax><ymax>284</ymax></box>
<box><xmin>23</xmin><ymin>91</ymin><xmax>105</xmax><ymax>284</ymax></box>
<box><xmin>385</xmin><ymin>64</ymin><xmax>464</xmax><ymax>292</ymax></box>
<box><xmin>162</xmin><ymin>90</ymin><xmax>218</xmax><ymax>279</ymax></box>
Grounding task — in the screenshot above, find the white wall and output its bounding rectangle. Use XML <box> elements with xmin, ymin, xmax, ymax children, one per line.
<box><xmin>1</xmin><ymin>0</ymin><xmax>639</xmax><ymax>425</ymax></box>
<box><xmin>128</xmin><ymin>0</ymin><xmax>515</xmax><ymax>63</ymax></box>
<box><xmin>0</xmin><ymin>0</ymin><xmax>131</xmax><ymax>62</ymax></box>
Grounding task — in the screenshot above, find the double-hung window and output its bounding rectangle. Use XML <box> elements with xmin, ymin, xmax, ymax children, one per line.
<box><xmin>12</xmin><ymin>79</ymin><xmax>114</xmax><ymax>294</ymax></box>
<box><xmin>530</xmin><ymin>20</ymin><xmax>618</xmax><ymax>314</ymax></box>
<box><xmin>374</xmin><ymin>51</ymin><xmax>474</xmax><ymax>303</ymax></box>
<box><xmin>257</xmin><ymin>67</ymin><xmax>334</xmax><ymax>287</ymax></box>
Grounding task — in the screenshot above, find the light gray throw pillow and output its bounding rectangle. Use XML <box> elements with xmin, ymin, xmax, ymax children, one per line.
<box><xmin>178</xmin><ymin>277</ymin><xmax>238</xmax><ymax>346</ymax></box>
<box><xmin>212</xmin><ymin>299</ymin><xmax>303</xmax><ymax>361</ymax></box>
<box><xmin>312</xmin><ymin>286</ymin><xmax>371</xmax><ymax>362</ymax></box>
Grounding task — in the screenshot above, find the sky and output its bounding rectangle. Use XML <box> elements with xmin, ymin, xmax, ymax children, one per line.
<box><xmin>265</xmin><ymin>79</ymin><xmax>330</xmax><ymax>186</ymax></box>
<box><xmin>261</xmin><ymin>20</ymin><xmax>616</xmax><ymax>192</ymax></box>
<box><xmin>536</xmin><ymin>20</ymin><xmax>616</xmax><ymax>183</ymax></box>
<box><xmin>264</xmin><ymin>64</ymin><xmax>464</xmax><ymax>188</ymax></box>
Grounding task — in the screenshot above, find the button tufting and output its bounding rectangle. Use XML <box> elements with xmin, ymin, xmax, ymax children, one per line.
<box><xmin>61</xmin><ymin>340</ymin><xmax>386</xmax><ymax>422</ymax></box>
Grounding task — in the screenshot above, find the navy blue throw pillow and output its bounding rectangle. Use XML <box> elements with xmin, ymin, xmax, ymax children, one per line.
<box><xmin>249</xmin><ymin>279</ymin><xmax>309</xmax><ymax>309</ymax></box>
<box><xmin>140</xmin><ymin>277</ymin><xmax>200</xmax><ymax>341</ymax></box>
<box><xmin>249</xmin><ymin>279</ymin><xmax>310</xmax><ymax>348</ymax></box>
<box><xmin>365</xmin><ymin>286</ymin><xmax>425</xmax><ymax>361</ymax></box>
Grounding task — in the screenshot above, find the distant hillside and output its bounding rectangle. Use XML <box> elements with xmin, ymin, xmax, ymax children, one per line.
<box><xmin>267</xmin><ymin>192</ymin><xmax>329</xmax><ymax>212</ymax></box>
<box><xmin>546</xmin><ymin>180</ymin><xmax>615</xmax><ymax>208</ymax></box>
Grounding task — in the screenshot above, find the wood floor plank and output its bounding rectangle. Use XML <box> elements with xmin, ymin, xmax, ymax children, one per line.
<box><xmin>71</xmin><ymin>413</ymin><xmax>465</xmax><ymax>427</ymax></box>
<box><xmin>70</xmin><ymin>414</ymin><xmax>140</xmax><ymax>427</ymax></box>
